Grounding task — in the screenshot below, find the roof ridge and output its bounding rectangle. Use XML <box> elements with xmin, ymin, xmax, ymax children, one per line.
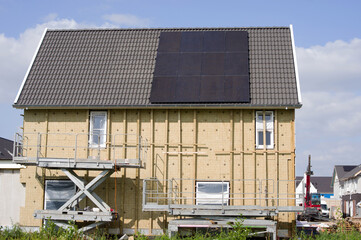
<box><xmin>46</xmin><ymin>26</ymin><xmax>291</xmax><ymax>32</ymax></box>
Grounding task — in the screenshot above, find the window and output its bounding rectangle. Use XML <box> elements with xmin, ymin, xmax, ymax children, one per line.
<box><xmin>89</xmin><ymin>111</ymin><xmax>107</xmax><ymax>148</ymax></box>
<box><xmin>196</xmin><ymin>181</ymin><xmax>229</xmax><ymax>205</ymax></box>
<box><xmin>44</xmin><ymin>180</ymin><xmax>76</xmax><ymax>210</ymax></box>
<box><xmin>256</xmin><ymin>111</ymin><xmax>274</xmax><ymax>149</ymax></box>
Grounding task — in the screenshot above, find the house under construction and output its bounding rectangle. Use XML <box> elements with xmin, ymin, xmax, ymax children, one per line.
<box><xmin>12</xmin><ymin>26</ymin><xmax>302</xmax><ymax>239</ymax></box>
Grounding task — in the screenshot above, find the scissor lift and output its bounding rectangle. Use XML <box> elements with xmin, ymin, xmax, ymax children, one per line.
<box><xmin>13</xmin><ymin>132</ymin><xmax>147</xmax><ymax>232</ymax></box>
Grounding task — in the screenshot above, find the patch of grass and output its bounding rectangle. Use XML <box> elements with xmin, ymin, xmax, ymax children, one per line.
<box><xmin>0</xmin><ymin>221</ymin><xmax>117</xmax><ymax>240</ymax></box>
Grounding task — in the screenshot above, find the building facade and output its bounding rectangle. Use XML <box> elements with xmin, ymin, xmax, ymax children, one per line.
<box><xmin>13</xmin><ymin>27</ymin><xmax>302</xmax><ymax>237</ymax></box>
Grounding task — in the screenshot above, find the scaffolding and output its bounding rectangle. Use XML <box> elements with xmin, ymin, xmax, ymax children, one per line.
<box><xmin>13</xmin><ymin>132</ymin><xmax>147</xmax><ymax>232</ymax></box>
<box><xmin>143</xmin><ymin>178</ymin><xmax>303</xmax><ymax>217</ymax></box>
<box><xmin>168</xmin><ymin>218</ymin><xmax>277</xmax><ymax>240</ymax></box>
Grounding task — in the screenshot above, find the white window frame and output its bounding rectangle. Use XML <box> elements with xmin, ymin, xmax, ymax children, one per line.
<box><xmin>196</xmin><ymin>181</ymin><xmax>229</xmax><ymax>206</ymax></box>
<box><xmin>256</xmin><ymin>111</ymin><xmax>274</xmax><ymax>149</ymax></box>
<box><xmin>89</xmin><ymin>111</ymin><xmax>107</xmax><ymax>148</ymax></box>
<box><xmin>44</xmin><ymin>180</ymin><xmax>76</xmax><ymax>210</ymax></box>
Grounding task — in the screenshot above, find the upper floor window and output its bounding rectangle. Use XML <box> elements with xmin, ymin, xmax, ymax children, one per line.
<box><xmin>89</xmin><ymin>111</ymin><xmax>107</xmax><ymax>148</ymax></box>
<box><xmin>256</xmin><ymin>111</ymin><xmax>274</xmax><ymax>149</ymax></box>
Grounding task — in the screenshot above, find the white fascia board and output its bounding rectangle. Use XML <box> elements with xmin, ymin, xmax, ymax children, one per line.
<box><xmin>290</xmin><ymin>24</ymin><xmax>302</xmax><ymax>105</ymax></box>
<box><xmin>0</xmin><ymin>160</ymin><xmax>25</xmax><ymax>169</ymax></box>
<box><xmin>14</xmin><ymin>28</ymin><xmax>48</xmax><ymax>104</ymax></box>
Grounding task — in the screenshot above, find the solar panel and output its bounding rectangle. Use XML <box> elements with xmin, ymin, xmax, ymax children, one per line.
<box><xmin>224</xmin><ymin>76</ymin><xmax>250</xmax><ymax>102</ymax></box>
<box><xmin>225</xmin><ymin>31</ymin><xmax>248</xmax><ymax>52</ymax></box>
<box><xmin>150</xmin><ymin>31</ymin><xmax>250</xmax><ymax>103</ymax></box>
<box><xmin>200</xmin><ymin>76</ymin><xmax>224</xmax><ymax>102</ymax></box>
<box><xmin>224</xmin><ymin>52</ymin><xmax>249</xmax><ymax>75</ymax></box>
<box><xmin>154</xmin><ymin>53</ymin><xmax>179</xmax><ymax>76</ymax></box>
<box><xmin>175</xmin><ymin>76</ymin><xmax>200</xmax><ymax>102</ymax></box>
<box><xmin>180</xmin><ymin>32</ymin><xmax>203</xmax><ymax>52</ymax></box>
<box><xmin>201</xmin><ymin>53</ymin><xmax>224</xmax><ymax>75</ymax></box>
<box><xmin>149</xmin><ymin>77</ymin><xmax>177</xmax><ymax>102</ymax></box>
<box><xmin>157</xmin><ymin>32</ymin><xmax>181</xmax><ymax>52</ymax></box>
<box><xmin>179</xmin><ymin>53</ymin><xmax>202</xmax><ymax>75</ymax></box>
<box><xmin>203</xmin><ymin>31</ymin><xmax>225</xmax><ymax>52</ymax></box>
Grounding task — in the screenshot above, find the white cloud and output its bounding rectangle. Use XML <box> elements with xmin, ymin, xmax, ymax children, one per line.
<box><xmin>297</xmin><ymin>38</ymin><xmax>361</xmax><ymax>92</ymax></box>
<box><xmin>0</xmin><ymin>18</ymin><xmax>87</xmax><ymax>104</ymax></box>
<box><xmin>103</xmin><ymin>14</ymin><xmax>150</xmax><ymax>27</ymax></box>
<box><xmin>295</xmin><ymin>38</ymin><xmax>361</xmax><ymax>176</ymax></box>
<box><xmin>42</xmin><ymin>13</ymin><xmax>58</xmax><ymax>22</ymax></box>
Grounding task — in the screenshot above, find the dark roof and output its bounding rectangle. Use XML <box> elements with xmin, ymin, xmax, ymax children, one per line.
<box><xmin>341</xmin><ymin>165</ymin><xmax>361</xmax><ymax>181</ymax></box>
<box><xmin>311</xmin><ymin>177</ymin><xmax>333</xmax><ymax>194</ymax></box>
<box><xmin>0</xmin><ymin>137</ymin><xmax>13</xmax><ymax>160</ymax></box>
<box><xmin>14</xmin><ymin>27</ymin><xmax>301</xmax><ymax>108</ymax></box>
<box><xmin>334</xmin><ymin>165</ymin><xmax>358</xmax><ymax>179</ymax></box>
<box><xmin>296</xmin><ymin>176</ymin><xmax>333</xmax><ymax>194</ymax></box>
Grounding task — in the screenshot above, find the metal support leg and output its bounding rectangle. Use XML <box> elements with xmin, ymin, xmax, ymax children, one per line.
<box><xmin>53</xmin><ymin>220</ymin><xmax>105</xmax><ymax>233</ymax></box>
<box><xmin>59</xmin><ymin>169</ymin><xmax>114</xmax><ymax>212</ymax></box>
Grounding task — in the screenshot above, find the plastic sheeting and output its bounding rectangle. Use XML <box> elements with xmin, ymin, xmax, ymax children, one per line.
<box><xmin>44</xmin><ymin>180</ymin><xmax>76</xmax><ymax>210</ymax></box>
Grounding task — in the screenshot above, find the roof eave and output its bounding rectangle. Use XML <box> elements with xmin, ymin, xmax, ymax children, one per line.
<box><xmin>13</xmin><ymin>103</ymin><xmax>303</xmax><ymax>110</ymax></box>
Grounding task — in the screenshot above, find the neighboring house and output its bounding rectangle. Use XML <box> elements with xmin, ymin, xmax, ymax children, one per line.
<box><xmin>337</xmin><ymin>165</ymin><xmax>361</xmax><ymax>217</ymax></box>
<box><xmin>295</xmin><ymin>176</ymin><xmax>317</xmax><ymax>206</ymax></box>
<box><xmin>12</xmin><ymin>26</ymin><xmax>302</xmax><ymax>238</ymax></box>
<box><xmin>0</xmin><ymin>137</ymin><xmax>25</xmax><ymax>226</ymax></box>
<box><xmin>295</xmin><ymin>176</ymin><xmax>333</xmax><ymax>205</ymax></box>
<box><xmin>312</xmin><ymin>176</ymin><xmax>333</xmax><ymax>199</ymax></box>
<box><xmin>331</xmin><ymin>165</ymin><xmax>358</xmax><ymax>200</ymax></box>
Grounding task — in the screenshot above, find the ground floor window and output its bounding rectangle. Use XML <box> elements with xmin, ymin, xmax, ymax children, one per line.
<box><xmin>196</xmin><ymin>181</ymin><xmax>229</xmax><ymax>205</ymax></box>
<box><xmin>44</xmin><ymin>180</ymin><xmax>76</xmax><ymax>210</ymax></box>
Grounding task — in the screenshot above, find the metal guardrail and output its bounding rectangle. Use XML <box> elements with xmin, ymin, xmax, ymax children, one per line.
<box><xmin>142</xmin><ymin>178</ymin><xmax>303</xmax><ymax>215</ymax></box>
<box><xmin>13</xmin><ymin>132</ymin><xmax>148</xmax><ymax>168</ymax></box>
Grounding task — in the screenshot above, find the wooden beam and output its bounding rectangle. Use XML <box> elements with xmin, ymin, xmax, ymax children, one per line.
<box><xmin>230</xmin><ymin>110</ymin><xmax>234</xmax><ymax>205</ymax></box>
<box><xmin>120</xmin><ymin>109</ymin><xmax>127</xmax><ymax>234</ymax></box>
<box><xmin>149</xmin><ymin>109</ymin><xmax>154</xmax><ymax>235</ymax></box>
<box><xmin>135</xmin><ymin>110</ymin><xmax>140</xmax><ymax>232</ymax></box>
<box><xmin>240</xmin><ymin>110</ymin><xmax>245</xmax><ymax>205</ymax></box>
<box><xmin>193</xmin><ymin>110</ymin><xmax>197</xmax><ymax>205</ymax></box>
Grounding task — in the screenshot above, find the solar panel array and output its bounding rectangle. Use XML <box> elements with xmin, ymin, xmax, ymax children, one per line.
<box><xmin>150</xmin><ymin>31</ymin><xmax>250</xmax><ymax>103</ymax></box>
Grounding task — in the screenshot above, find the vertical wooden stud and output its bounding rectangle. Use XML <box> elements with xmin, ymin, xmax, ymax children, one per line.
<box><xmin>240</xmin><ymin>110</ymin><xmax>245</xmax><ymax>205</ymax></box>
<box><xmin>120</xmin><ymin>110</ymin><xmax>127</xmax><ymax>234</ymax></box>
<box><xmin>149</xmin><ymin>109</ymin><xmax>154</xmax><ymax>234</ymax></box>
<box><xmin>230</xmin><ymin>110</ymin><xmax>234</xmax><ymax>205</ymax></box>
<box><xmin>193</xmin><ymin>110</ymin><xmax>197</xmax><ymax>205</ymax></box>
<box><xmin>135</xmin><ymin>110</ymin><xmax>140</xmax><ymax>231</ymax></box>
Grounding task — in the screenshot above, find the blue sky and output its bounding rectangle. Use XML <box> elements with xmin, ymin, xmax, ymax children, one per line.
<box><xmin>0</xmin><ymin>0</ymin><xmax>361</xmax><ymax>176</ymax></box>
